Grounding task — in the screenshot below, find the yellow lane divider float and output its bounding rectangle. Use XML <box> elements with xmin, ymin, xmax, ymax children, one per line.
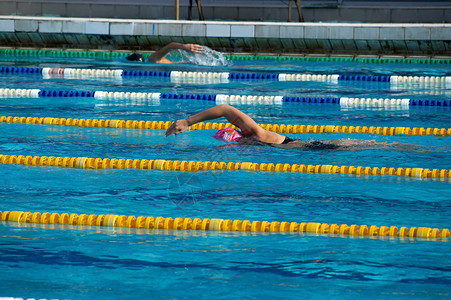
<box><xmin>1</xmin><ymin>210</ymin><xmax>449</xmax><ymax>240</ymax></box>
<box><xmin>1</xmin><ymin>115</ymin><xmax>450</xmax><ymax>136</ymax></box>
<box><xmin>1</xmin><ymin>154</ymin><xmax>450</xmax><ymax>179</ymax></box>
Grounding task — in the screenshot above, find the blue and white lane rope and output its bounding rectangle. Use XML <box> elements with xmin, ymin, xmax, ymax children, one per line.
<box><xmin>1</xmin><ymin>88</ymin><xmax>450</xmax><ymax>107</ymax></box>
<box><xmin>1</xmin><ymin>66</ymin><xmax>450</xmax><ymax>86</ymax></box>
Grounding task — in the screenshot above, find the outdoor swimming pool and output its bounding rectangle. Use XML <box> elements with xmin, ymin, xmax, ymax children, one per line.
<box><xmin>0</xmin><ymin>51</ymin><xmax>450</xmax><ymax>299</ymax></box>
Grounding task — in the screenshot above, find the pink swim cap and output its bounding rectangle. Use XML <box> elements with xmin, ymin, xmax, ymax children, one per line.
<box><xmin>213</xmin><ymin>128</ymin><xmax>242</xmax><ymax>142</ymax></box>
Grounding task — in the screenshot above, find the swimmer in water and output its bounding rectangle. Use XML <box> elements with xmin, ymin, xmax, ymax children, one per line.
<box><xmin>126</xmin><ymin>42</ymin><xmax>203</xmax><ymax>64</ymax></box>
<box><xmin>165</xmin><ymin>104</ymin><xmax>400</xmax><ymax>150</ymax></box>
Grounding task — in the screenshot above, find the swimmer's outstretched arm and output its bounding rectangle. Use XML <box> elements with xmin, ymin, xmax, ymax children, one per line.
<box><xmin>148</xmin><ymin>42</ymin><xmax>203</xmax><ymax>63</ymax></box>
<box><xmin>165</xmin><ymin>104</ymin><xmax>285</xmax><ymax>144</ymax></box>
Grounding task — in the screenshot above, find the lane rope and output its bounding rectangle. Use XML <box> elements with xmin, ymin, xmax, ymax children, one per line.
<box><xmin>1</xmin><ymin>48</ymin><xmax>451</xmax><ymax>65</ymax></box>
<box><xmin>1</xmin><ymin>115</ymin><xmax>449</xmax><ymax>136</ymax></box>
<box><xmin>1</xmin><ymin>66</ymin><xmax>450</xmax><ymax>86</ymax></box>
<box><xmin>227</xmin><ymin>54</ymin><xmax>451</xmax><ymax>65</ymax></box>
<box><xmin>1</xmin><ymin>154</ymin><xmax>450</xmax><ymax>179</ymax></box>
<box><xmin>1</xmin><ymin>87</ymin><xmax>450</xmax><ymax>108</ymax></box>
<box><xmin>1</xmin><ymin>210</ymin><xmax>449</xmax><ymax>240</ymax></box>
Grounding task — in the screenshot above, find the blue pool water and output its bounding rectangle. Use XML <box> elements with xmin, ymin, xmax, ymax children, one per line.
<box><xmin>0</xmin><ymin>55</ymin><xmax>450</xmax><ymax>299</ymax></box>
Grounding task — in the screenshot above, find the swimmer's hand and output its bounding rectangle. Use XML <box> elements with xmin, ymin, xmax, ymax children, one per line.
<box><xmin>165</xmin><ymin>119</ymin><xmax>189</xmax><ymax>136</ymax></box>
<box><xmin>181</xmin><ymin>44</ymin><xmax>203</xmax><ymax>54</ymax></box>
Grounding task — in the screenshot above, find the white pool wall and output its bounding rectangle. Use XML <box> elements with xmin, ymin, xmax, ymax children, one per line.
<box><xmin>0</xmin><ymin>16</ymin><xmax>450</xmax><ymax>56</ymax></box>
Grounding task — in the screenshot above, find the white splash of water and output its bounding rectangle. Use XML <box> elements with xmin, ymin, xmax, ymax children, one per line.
<box><xmin>170</xmin><ymin>46</ymin><xmax>229</xmax><ymax>66</ymax></box>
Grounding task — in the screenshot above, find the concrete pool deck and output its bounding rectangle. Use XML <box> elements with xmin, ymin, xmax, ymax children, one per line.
<box><xmin>0</xmin><ymin>16</ymin><xmax>450</xmax><ymax>57</ymax></box>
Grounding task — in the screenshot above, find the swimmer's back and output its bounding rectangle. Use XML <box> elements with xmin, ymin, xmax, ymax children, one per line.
<box><xmin>281</xmin><ymin>139</ymin><xmax>340</xmax><ymax>150</ymax></box>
